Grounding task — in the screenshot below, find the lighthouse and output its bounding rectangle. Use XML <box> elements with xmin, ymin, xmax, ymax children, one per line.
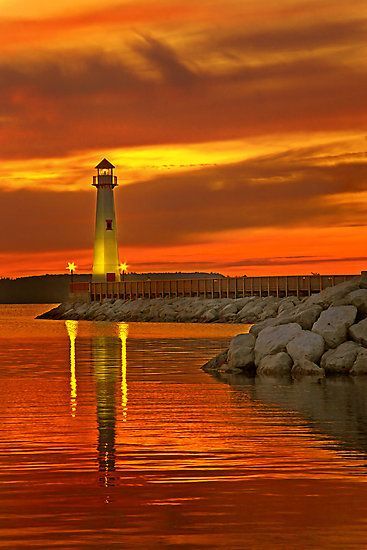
<box><xmin>92</xmin><ymin>158</ymin><xmax>121</xmax><ymax>282</ymax></box>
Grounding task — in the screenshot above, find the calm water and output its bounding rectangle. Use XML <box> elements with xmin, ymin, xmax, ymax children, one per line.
<box><xmin>1</xmin><ymin>306</ymin><xmax>367</xmax><ymax>549</ymax></box>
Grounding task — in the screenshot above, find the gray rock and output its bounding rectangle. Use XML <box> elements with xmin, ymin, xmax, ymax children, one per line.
<box><xmin>220</xmin><ymin>303</ymin><xmax>239</xmax><ymax>319</ymax></box>
<box><xmin>258</xmin><ymin>303</ymin><xmax>279</xmax><ymax>321</ymax></box>
<box><xmin>293</xmin><ymin>305</ymin><xmax>323</xmax><ymax>330</ymax></box>
<box><xmin>346</xmin><ymin>289</ymin><xmax>367</xmax><ymax>314</ymax></box>
<box><xmin>201</xmin><ymin>308</ymin><xmax>219</xmax><ymax>322</ymax></box>
<box><xmin>277</xmin><ymin>301</ymin><xmax>296</xmax><ymax>317</ymax></box>
<box><xmin>292</xmin><ymin>359</ymin><xmax>325</xmax><ymax>377</ymax></box>
<box><xmin>350</xmin><ymin>348</ymin><xmax>367</xmax><ymax>375</ymax></box>
<box><xmin>349</xmin><ymin>318</ymin><xmax>367</xmax><ymax>347</ymax></box>
<box><xmin>217</xmin><ymin>364</ymin><xmax>243</xmax><ymax>375</ymax></box>
<box><xmin>74</xmin><ymin>302</ymin><xmax>90</xmax><ymax>315</ymax></box>
<box><xmin>250</xmin><ymin>314</ymin><xmax>296</xmax><ymax>337</ymax></box>
<box><xmin>202</xmin><ymin>350</ymin><xmax>228</xmax><ymax>372</ymax></box>
<box><xmin>237</xmin><ymin>299</ymin><xmax>260</xmax><ymax>320</ymax></box>
<box><xmin>312</xmin><ymin>305</ymin><xmax>357</xmax><ymax>348</ymax></box>
<box><xmin>254</xmin><ymin>323</ymin><xmax>303</xmax><ymax>364</ymax></box>
<box><xmin>305</xmin><ymin>279</ymin><xmax>359</xmax><ymax>308</ymax></box>
<box><xmin>320</xmin><ymin>341</ymin><xmax>361</xmax><ymax>374</ymax></box>
<box><xmin>257</xmin><ymin>352</ymin><xmax>293</xmax><ymax>376</ymax></box>
<box><xmin>286</xmin><ymin>330</ymin><xmax>325</xmax><ymax>363</ymax></box>
<box><xmin>61</xmin><ymin>308</ymin><xmax>77</xmax><ymax>319</ymax></box>
<box><xmin>227</xmin><ymin>333</ymin><xmax>256</xmax><ymax>371</ymax></box>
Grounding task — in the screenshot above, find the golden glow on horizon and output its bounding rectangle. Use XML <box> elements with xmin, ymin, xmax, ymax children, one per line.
<box><xmin>118</xmin><ymin>323</ymin><xmax>129</xmax><ymax>422</ymax></box>
<box><xmin>66</xmin><ymin>320</ymin><xmax>78</xmax><ymax>417</ymax></box>
<box><xmin>67</xmin><ymin>262</ymin><xmax>77</xmax><ymax>273</ymax></box>
<box><xmin>1</xmin><ymin>132</ymin><xmax>364</xmax><ymax>192</ymax></box>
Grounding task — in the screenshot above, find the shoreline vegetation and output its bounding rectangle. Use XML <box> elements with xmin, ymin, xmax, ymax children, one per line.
<box><xmin>38</xmin><ymin>274</ymin><xmax>367</xmax><ymax>378</ymax></box>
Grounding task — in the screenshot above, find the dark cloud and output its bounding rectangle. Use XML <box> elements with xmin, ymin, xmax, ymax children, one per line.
<box><xmin>221</xmin><ymin>256</ymin><xmax>367</xmax><ymax>268</ymax></box>
<box><xmin>119</xmin><ymin>148</ymin><xmax>367</xmax><ymax>245</ymax></box>
<box><xmin>217</xmin><ymin>19</ymin><xmax>367</xmax><ymax>53</ymax></box>
<box><xmin>1</xmin><ymin>146</ymin><xmax>366</xmax><ymax>252</ymax></box>
<box><xmin>134</xmin><ymin>35</ymin><xmax>198</xmax><ymax>86</ymax></box>
<box><xmin>1</xmin><ymin>34</ymin><xmax>367</xmax><ymax>159</ymax></box>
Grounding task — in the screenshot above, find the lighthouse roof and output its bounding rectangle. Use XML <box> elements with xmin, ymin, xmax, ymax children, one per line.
<box><xmin>95</xmin><ymin>158</ymin><xmax>115</xmax><ymax>169</ymax></box>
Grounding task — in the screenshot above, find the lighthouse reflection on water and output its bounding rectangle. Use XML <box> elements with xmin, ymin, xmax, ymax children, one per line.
<box><xmin>65</xmin><ymin>321</ymin><xmax>129</xmax><ymax>486</ymax></box>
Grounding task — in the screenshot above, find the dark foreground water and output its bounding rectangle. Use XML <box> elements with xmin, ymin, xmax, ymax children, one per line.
<box><xmin>1</xmin><ymin>306</ymin><xmax>367</xmax><ymax>549</ymax></box>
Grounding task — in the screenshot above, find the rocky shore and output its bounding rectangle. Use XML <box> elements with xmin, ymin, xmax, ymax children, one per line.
<box><xmin>202</xmin><ymin>276</ymin><xmax>367</xmax><ymax>378</ymax></box>
<box><xmin>38</xmin><ymin>293</ymin><xmax>304</xmax><ymax>324</ymax></box>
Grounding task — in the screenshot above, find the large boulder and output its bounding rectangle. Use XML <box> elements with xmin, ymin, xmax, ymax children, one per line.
<box><xmin>320</xmin><ymin>341</ymin><xmax>361</xmax><ymax>374</ymax></box>
<box><xmin>286</xmin><ymin>330</ymin><xmax>325</xmax><ymax>364</ymax></box>
<box><xmin>219</xmin><ymin>303</ymin><xmax>239</xmax><ymax>320</ymax></box>
<box><xmin>292</xmin><ymin>359</ymin><xmax>325</xmax><ymax>377</ymax></box>
<box><xmin>201</xmin><ymin>308</ymin><xmax>219</xmax><ymax>322</ymax></box>
<box><xmin>257</xmin><ymin>352</ymin><xmax>293</xmax><ymax>376</ymax></box>
<box><xmin>293</xmin><ymin>305</ymin><xmax>323</xmax><ymax>330</ymax></box>
<box><xmin>227</xmin><ymin>333</ymin><xmax>256</xmax><ymax>371</ymax></box>
<box><xmin>237</xmin><ymin>298</ymin><xmax>273</xmax><ymax>323</ymax></box>
<box><xmin>259</xmin><ymin>303</ymin><xmax>279</xmax><ymax>321</ymax></box>
<box><xmin>277</xmin><ymin>297</ymin><xmax>299</xmax><ymax>316</ymax></box>
<box><xmin>349</xmin><ymin>318</ymin><xmax>367</xmax><ymax>347</ymax></box>
<box><xmin>305</xmin><ymin>278</ymin><xmax>360</xmax><ymax>308</ymax></box>
<box><xmin>350</xmin><ymin>348</ymin><xmax>367</xmax><ymax>375</ymax></box>
<box><xmin>346</xmin><ymin>289</ymin><xmax>367</xmax><ymax>315</ymax></box>
<box><xmin>254</xmin><ymin>323</ymin><xmax>302</xmax><ymax>364</ymax></box>
<box><xmin>312</xmin><ymin>305</ymin><xmax>357</xmax><ymax>348</ymax></box>
<box><xmin>249</xmin><ymin>315</ymin><xmax>294</xmax><ymax>337</ymax></box>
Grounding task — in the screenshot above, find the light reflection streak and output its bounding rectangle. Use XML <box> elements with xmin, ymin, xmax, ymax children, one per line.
<box><xmin>65</xmin><ymin>320</ymin><xmax>78</xmax><ymax>417</ymax></box>
<box><xmin>118</xmin><ymin>323</ymin><xmax>129</xmax><ymax>421</ymax></box>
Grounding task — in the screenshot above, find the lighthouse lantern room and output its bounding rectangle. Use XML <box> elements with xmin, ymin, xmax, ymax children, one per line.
<box><xmin>92</xmin><ymin>158</ymin><xmax>121</xmax><ymax>283</ymax></box>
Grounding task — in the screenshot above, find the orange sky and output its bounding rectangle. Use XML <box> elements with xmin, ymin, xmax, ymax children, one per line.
<box><xmin>0</xmin><ymin>0</ymin><xmax>367</xmax><ymax>277</ymax></box>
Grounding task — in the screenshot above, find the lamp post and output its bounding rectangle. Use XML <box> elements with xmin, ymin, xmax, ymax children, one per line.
<box><xmin>67</xmin><ymin>262</ymin><xmax>77</xmax><ymax>284</ymax></box>
<box><xmin>119</xmin><ymin>262</ymin><xmax>128</xmax><ymax>282</ymax></box>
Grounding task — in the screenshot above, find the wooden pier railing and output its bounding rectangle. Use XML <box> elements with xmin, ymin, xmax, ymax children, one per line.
<box><xmin>70</xmin><ymin>274</ymin><xmax>356</xmax><ymax>302</ymax></box>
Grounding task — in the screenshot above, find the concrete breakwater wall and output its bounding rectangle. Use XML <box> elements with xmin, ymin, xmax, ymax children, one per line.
<box><xmin>203</xmin><ymin>276</ymin><xmax>367</xmax><ymax>378</ymax></box>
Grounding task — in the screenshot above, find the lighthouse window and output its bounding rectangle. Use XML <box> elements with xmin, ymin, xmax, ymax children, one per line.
<box><xmin>106</xmin><ymin>219</ymin><xmax>113</xmax><ymax>231</ymax></box>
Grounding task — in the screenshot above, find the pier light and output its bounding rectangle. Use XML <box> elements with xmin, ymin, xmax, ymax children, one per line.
<box><xmin>67</xmin><ymin>262</ymin><xmax>77</xmax><ymax>274</ymax></box>
<box><xmin>119</xmin><ymin>262</ymin><xmax>128</xmax><ymax>281</ymax></box>
<box><xmin>67</xmin><ymin>262</ymin><xmax>77</xmax><ymax>283</ymax></box>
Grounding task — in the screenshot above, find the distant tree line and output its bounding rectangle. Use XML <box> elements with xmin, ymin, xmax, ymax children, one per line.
<box><xmin>0</xmin><ymin>272</ymin><xmax>225</xmax><ymax>303</ymax></box>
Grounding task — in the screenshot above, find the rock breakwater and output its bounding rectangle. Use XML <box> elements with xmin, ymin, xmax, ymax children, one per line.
<box><xmin>39</xmin><ymin>293</ymin><xmax>304</xmax><ymax>324</ymax></box>
<box><xmin>203</xmin><ymin>276</ymin><xmax>367</xmax><ymax>378</ymax></box>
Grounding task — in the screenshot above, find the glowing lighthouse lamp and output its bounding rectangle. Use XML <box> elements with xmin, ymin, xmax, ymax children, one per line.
<box><xmin>92</xmin><ymin>159</ymin><xmax>121</xmax><ymax>283</ymax></box>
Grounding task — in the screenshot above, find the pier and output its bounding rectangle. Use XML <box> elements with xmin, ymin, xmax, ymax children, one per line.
<box><xmin>70</xmin><ymin>274</ymin><xmax>355</xmax><ymax>302</ymax></box>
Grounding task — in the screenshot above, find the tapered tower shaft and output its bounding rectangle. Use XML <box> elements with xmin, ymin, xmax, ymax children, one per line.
<box><xmin>92</xmin><ymin>159</ymin><xmax>121</xmax><ymax>282</ymax></box>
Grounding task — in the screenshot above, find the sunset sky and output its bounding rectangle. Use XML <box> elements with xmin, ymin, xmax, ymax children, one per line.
<box><xmin>1</xmin><ymin>0</ymin><xmax>367</xmax><ymax>277</ymax></box>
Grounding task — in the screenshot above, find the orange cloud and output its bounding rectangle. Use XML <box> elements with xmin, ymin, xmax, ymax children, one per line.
<box><xmin>1</xmin><ymin>0</ymin><xmax>367</xmax><ymax>276</ymax></box>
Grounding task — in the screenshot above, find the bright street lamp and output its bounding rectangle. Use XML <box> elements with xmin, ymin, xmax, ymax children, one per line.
<box><xmin>67</xmin><ymin>262</ymin><xmax>77</xmax><ymax>284</ymax></box>
<box><xmin>119</xmin><ymin>262</ymin><xmax>128</xmax><ymax>281</ymax></box>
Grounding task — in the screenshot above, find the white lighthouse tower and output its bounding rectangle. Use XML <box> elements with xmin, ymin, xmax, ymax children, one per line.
<box><xmin>92</xmin><ymin>158</ymin><xmax>121</xmax><ymax>283</ymax></box>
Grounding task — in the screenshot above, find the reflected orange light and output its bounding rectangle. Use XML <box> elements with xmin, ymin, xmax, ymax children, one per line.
<box><xmin>118</xmin><ymin>323</ymin><xmax>129</xmax><ymax>421</ymax></box>
<box><xmin>65</xmin><ymin>320</ymin><xmax>78</xmax><ymax>417</ymax></box>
